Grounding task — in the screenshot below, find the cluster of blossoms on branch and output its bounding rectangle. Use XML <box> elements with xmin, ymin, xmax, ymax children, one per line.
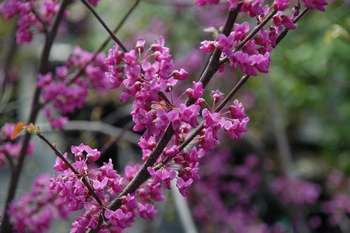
<box><xmin>7</xmin><ymin>174</ymin><xmax>69</xmax><ymax>233</ymax></box>
<box><xmin>0</xmin><ymin>0</ymin><xmax>67</xmax><ymax>44</ymax></box>
<box><xmin>36</xmin><ymin>35</ymin><xmax>250</xmax><ymax>231</ymax></box>
<box><xmin>105</xmin><ymin>35</ymin><xmax>250</xmax><ymax>196</ymax></box>
<box><xmin>0</xmin><ymin>0</ymin><xmax>103</xmax><ymax>44</ymax></box>
<box><xmin>37</xmin><ymin>46</ymin><xmax>112</xmax><ymax>130</ymax></box>
<box><xmin>0</xmin><ymin>0</ymin><xmax>332</xmax><ymax>232</ymax></box>
<box><xmin>49</xmin><ymin>143</ymin><xmax>161</xmax><ymax>232</ymax></box>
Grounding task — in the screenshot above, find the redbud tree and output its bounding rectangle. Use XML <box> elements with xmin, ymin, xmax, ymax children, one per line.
<box><xmin>1</xmin><ymin>0</ymin><xmax>348</xmax><ymax>232</ymax></box>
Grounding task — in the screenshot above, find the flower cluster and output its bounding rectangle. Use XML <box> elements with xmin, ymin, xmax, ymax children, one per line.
<box><xmin>144</xmin><ymin>98</ymin><xmax>249</xmax><ymax>193</ymax></box>
<box><xmin>0</xmin><ymin>123</ymin><xmax>35</xmax><ymax>170</ymax></box>
<box><xmin>8</xmin><ymin>174</ymin><xmax>69</xmax><ymax>233</ymax></box>
<box><xmin>198</xmin><ymin>0</ymin><xmax>328</xmax><ymax>76</ymax></box>
<box><xmin>0</xmin><ymin>0</ymin><xmax>68</xmax><ymax>44</ymax></box>
<box><xmin>49</xmin><ymin>144</ymin><xmax>161</xmax><ymax>232</ymax></box>
<box><xmin>38</xmin><ymin>46</ymin><xmax>112</xmax><ymax>130</ymax></box>
<box><xmin>200</xmin><ymin>19</ymin><xmax>277</xmax><ymax>76</ymax></box>
<box><xmin>105</xmin><ymin>37</ymin><xmax>250</xmax><ymax>197</ymax></box>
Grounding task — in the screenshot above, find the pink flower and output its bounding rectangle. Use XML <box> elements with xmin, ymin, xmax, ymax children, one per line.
<box><xmin>171</xmin><ymin>69</ymin><xmax>189</xmax><ymax>81</ymax></box>
<box><xmin>232</xmin><ymin>22</ymin><xmax>250</xmax><ymax>42</ymax></box>
<box><xmin>224</xmin><ymin>117</ymin><xmax>249</xmax><ymax>140</ymax></box>
<box><xmin>176</xmin><ymin>178</ymin><xmax>193</xmax><ymax>197</ymax></box>
<box><xmin>253</xmin><ymin>52</ymin><xmax>271</xmax><ymax>73</ymax></box>
<box><xmin>227</xmin><ymin>0</ymin><xmax>240</xmax><ymax>10</ymax></box>
<box><xmin>202</xmin><ymin>109</ymin><xmax>224</xmax><ymax>130</ymax></box>
<box><xmin>187</xmin><ymin>81</ymin><xmax>205</xmax><ymax>99</ymax></box>
<box><xmin>303</xmin><ymin>0</ymin><xmax>328</xmax><ymax>11</ymax></box>
<box><xmin>241</xmin><ymin>0</ymin><xmax>264</xmax><ymax>17</ymax></box>
<box><xmin>138</xmin><ymin>204</ymin><xmax>158</xmax><ymax>220</ymax></box>
<box><xmin>147</xmin><ymin>167</ymin><xmax>176</xmax><ymax>190</ymax></box>
<box><xmin>210</xmin><ymin>90</ymin><xmax>224</xmax><ymax>103</ymax></box>
<box><xmin>217</xmin><ymin>34</ymin><xmax>234</xmax><ymax>51</ymax></box>
<box><xmin>53</xmin><ymin>152</ymin><xmax>70</xmax><ymax>171</ymax></box>
<box><xmin>1</xmin><ymin>123</ymin><xmax>15</xmax><ymax>139</ymax></box>
<box><xmin>273</xmin><ymin>15</ymin><xmax>297</xmax><ymax>30</ymax></box>
<box><xmin>8</xmin><ymin>174</ymin><xmax>69</xmax><ymax>233</ymax></box>
<box><xmin>37</xmin><ymin>73</ymin><xmax>53</xmax><ymax>88</ymax></box>
<box><xmin>104</xmin><ymin>209</ymin><xmax>132</xmax><ymax>229</ymax></box>
<box><xmin>198</xmin><ymin>128</ymin><xmax>220</xmax><ymax>151</ymax></box>
<box><xmin>273</xmin><ymin>0</ymin><xmax>290</xmax><ymax>11</ymax></box>
<box><xmin>135</xmin><ymin>37</ymin><xmax>145</xmax><ymax>53</ymax></box>
<box><xmin>179</xmin><ymin>103</ymin><xmax>200</xmax><ymax>128</ymax></box>
<box><xmin>229</xmin><ymin>99</ymin><xmax>247</xmax><ymax>119</ymax></box>
<box><xmin>199</xmin><ymin>40</ymin><xmax>216</xmax><ymax>52</ymax></box>
<box><xmin>71</xmin><ymin>143</ymin><xmax>101</xmax><ymax>162</ymax></box>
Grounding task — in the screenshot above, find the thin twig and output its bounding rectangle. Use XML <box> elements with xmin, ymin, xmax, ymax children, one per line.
<box><xmin>81</xmin><ymin>0</ymin><xmax>128</xmax><ymax>52</ymax></box>
<box><xmin>214</xmin><ymin>74</ymin><xmax>250</xmax><ymax>113</ymax></box>
<box><xmin>38</xmin><ymin>133</ymin><xmax>80</xmax><ymax>174</ymax></box>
